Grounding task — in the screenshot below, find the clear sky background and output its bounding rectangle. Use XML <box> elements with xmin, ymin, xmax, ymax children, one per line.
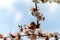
<box><xmin>0</xmin><ymin>0</ymin><xmax>60</xmax><ymax>40</ymax></box>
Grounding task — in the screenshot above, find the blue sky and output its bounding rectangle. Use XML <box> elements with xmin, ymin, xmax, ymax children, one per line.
<box><xmin>0</xmin><ymin>0</ymin><xmax>60</xmax><ymax>40</ymax></box>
